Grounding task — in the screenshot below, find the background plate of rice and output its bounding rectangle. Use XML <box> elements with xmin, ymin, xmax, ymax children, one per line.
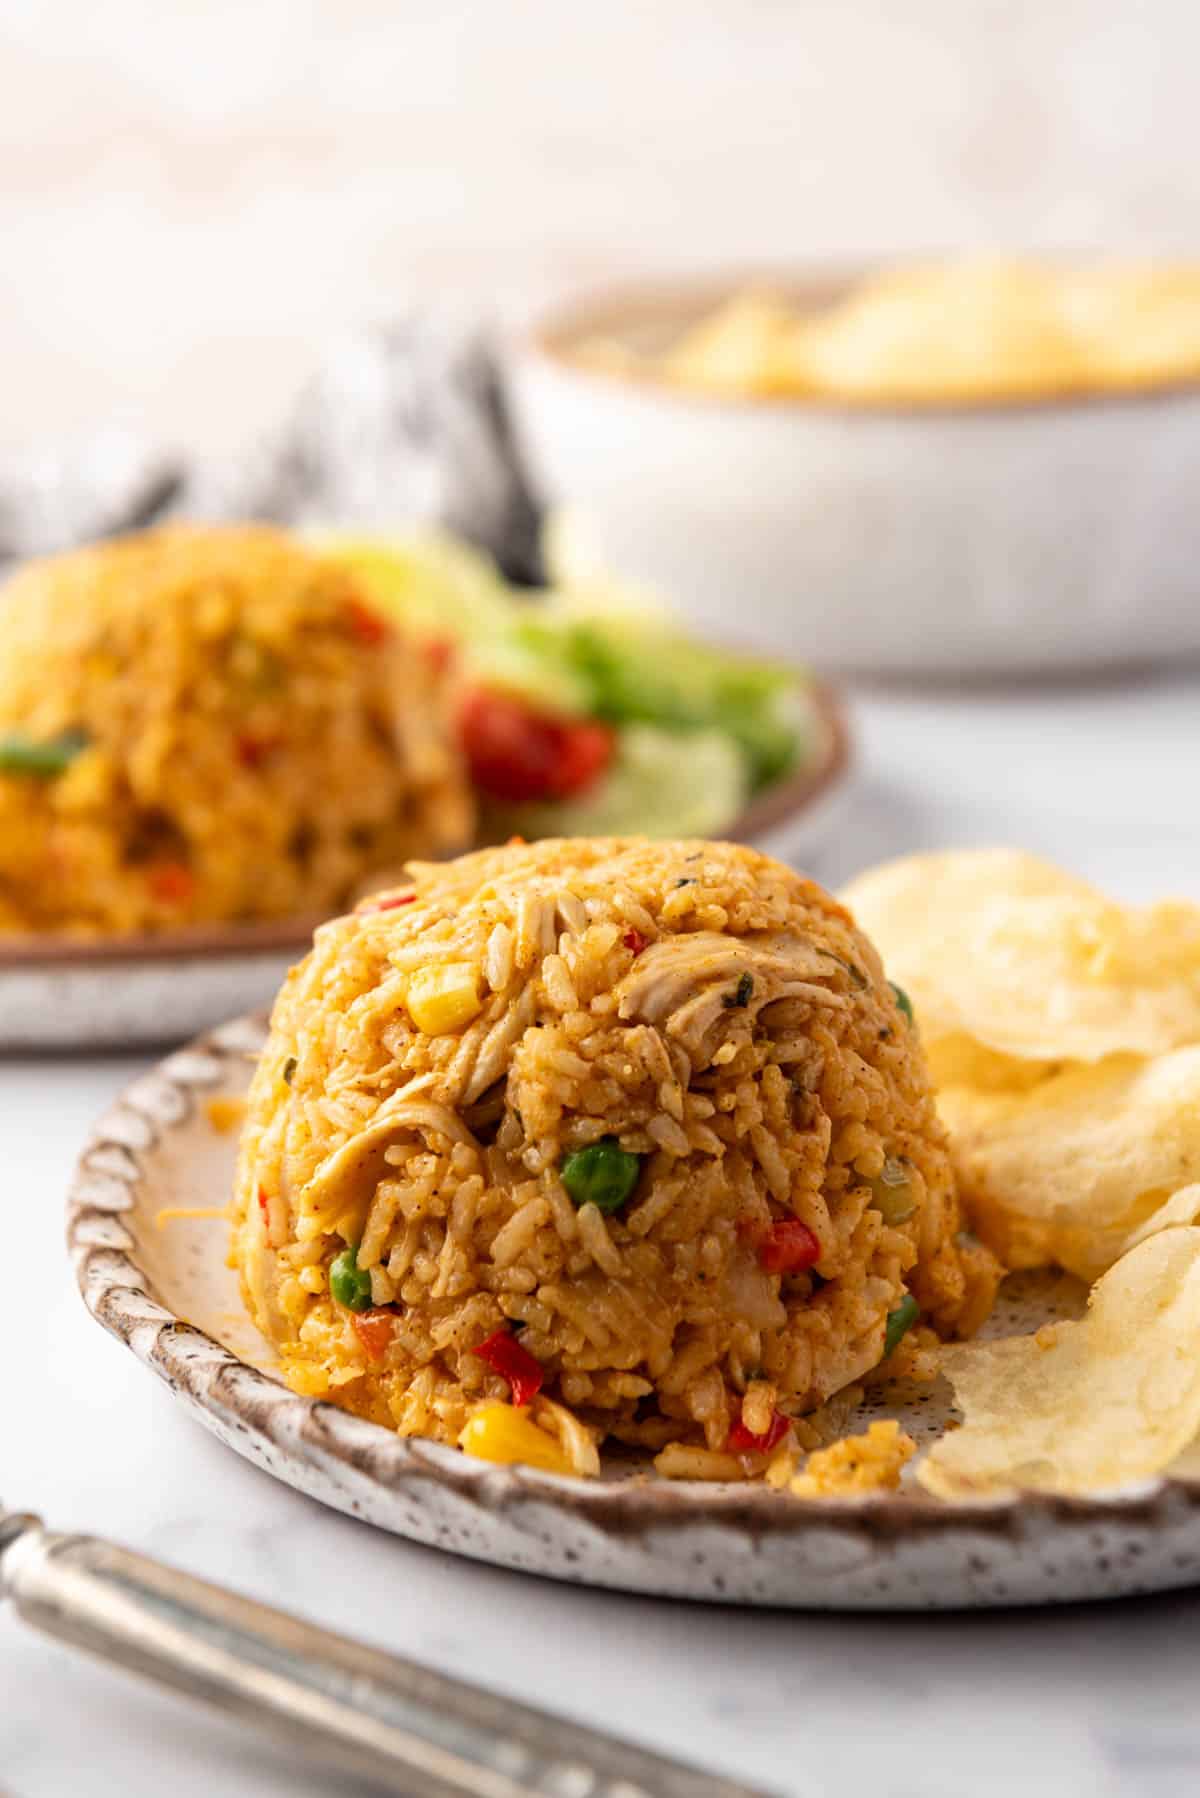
<box><xmin>0</xmin><ymin>682</ymin><xmax>850</xmax><ymax>1051</ymax></box>
<box><xmin>66</xmin><ymin>1012</ymin><xmax>1200</xmax><ymax>1610</ymax></box>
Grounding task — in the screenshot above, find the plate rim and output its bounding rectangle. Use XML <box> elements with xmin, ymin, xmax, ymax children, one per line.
<box><xmin>6</xmin><ymin>682</ymin><xmax>848</xmax><ymax>974</ymax></box>
<box><xmin>66</xmin><ymin>1012</ymin><xmax>1200</xmax><ymax>1542</ymax></box>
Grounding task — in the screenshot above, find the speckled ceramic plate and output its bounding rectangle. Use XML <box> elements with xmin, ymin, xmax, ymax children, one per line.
<box><xmin>67</xmin><ymin>1015</ymin><xmax>1200</xmax><ymax>1610</ymax></box>
<box><xmin>3</xmin><ymin>686</ymin><xmax>849</xmax><ymax>1052</ymax></box>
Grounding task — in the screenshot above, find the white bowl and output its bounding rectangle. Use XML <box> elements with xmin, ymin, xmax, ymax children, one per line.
<box><xmin>505</xmin><ymin>272</ymin><xmax>1200</xmax><ymax>676</ymax></box>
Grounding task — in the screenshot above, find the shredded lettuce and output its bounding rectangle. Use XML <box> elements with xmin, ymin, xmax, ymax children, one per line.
<box><xmin>320</xmin><ymin>529</ymin><xmax>813</xmax><ymax>825</ymax></box>
<box><xmin>508</xmin><ymin>725</ymin><xmax>748</xmax><ymax>840</ymax></box>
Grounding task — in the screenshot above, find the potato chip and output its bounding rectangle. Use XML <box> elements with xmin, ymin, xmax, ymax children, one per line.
<box><xmin>919</xmin><ymin>1228</ymin><xmax>1200</xmax><ymax>1498</ymax></box>
<box><xmin>799</xmin><ymin>261</ymin><xmax>1089</xmax><ymax>404</ymax></box>
<box><xmin>662</xmin><ymin>292</ymin><xmax>805</xmax><ymax>397</ymax></box>
<box><xmin>843</xmin><ymin>850</ymin><xmax>1200</xmax><ymax>1067</ymax></box>
<box><xmin>1057</xmin><ymin>265</ymin><xmax>1200</xmax><ymax>389</ymax></box>
<box><xmin>940</xmin><ymin>1048</ymin><xmax>1200</xmax><ymax>1279</ymax></box>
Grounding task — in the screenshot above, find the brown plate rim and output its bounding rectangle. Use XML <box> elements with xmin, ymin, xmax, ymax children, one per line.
<box><xmin>0</xmin><ymin>680</ymin><xmax>849</xmax><ymax>973</ymax></box>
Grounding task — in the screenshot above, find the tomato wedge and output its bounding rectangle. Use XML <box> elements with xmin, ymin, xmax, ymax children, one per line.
<box><xmin>457</xmin><ymin>688</ymin><xmax>614</xmax><ymax>804</ymax></box>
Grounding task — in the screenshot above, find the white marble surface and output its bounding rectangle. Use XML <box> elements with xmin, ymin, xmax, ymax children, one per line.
<box><xmin>5</xmin><ymin>673</ymin><xmax>1200</xmax><ymax>1798</ymax></box>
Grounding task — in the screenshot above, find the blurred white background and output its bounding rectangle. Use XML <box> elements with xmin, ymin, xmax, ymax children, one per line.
<box><xmin>1</xmin><ymin>0</ymin><xmax>1196</xmax><ymax>452</ymax></box>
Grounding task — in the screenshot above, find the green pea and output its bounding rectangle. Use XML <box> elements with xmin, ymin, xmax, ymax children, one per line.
<box><xmin>889</xmin><ymin>981</ymin><xmax>914</xmax><ymax>1025</ymax></box>
<box><xmin>330</xmin><ymin>1245</ymin><xmax>373</xmax><ymax>1312</ymax></box>
<box><xmin>869</xmin><ymin>1157</ymin><xmax>915</xmax><ymax>1224</ymax></box>
<box><xmin>0</xmin><ymin>727</ymin><xmax>90</xmax><ymax>777</ymax></box>
<box><xmin>560</xmin><ymin>1138</ymin><xmax>641</xmax><ymax>1215</ymax></box>
<box><xmin>882</xmin><ymin>1293</ymin><xmax>920</xmax><ymax>1360</ymax></box>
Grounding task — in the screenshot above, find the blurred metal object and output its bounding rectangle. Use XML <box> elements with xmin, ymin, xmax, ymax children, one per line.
<box><xmin>0</xmin><ymin>1506</ymin><xmax>771</xmax><ymax>1798</ymax></box>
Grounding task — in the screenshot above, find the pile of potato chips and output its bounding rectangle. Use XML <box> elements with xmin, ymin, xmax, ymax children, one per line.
<box><xmin>635</xmin><ymin>263</ymin><xmax>1200</xmax><ymax>404</ymax></box>
<box><xmin>844</xmin><ymin>849</ymin><xmax>1200</xmax><ymax>1498</ymax></box>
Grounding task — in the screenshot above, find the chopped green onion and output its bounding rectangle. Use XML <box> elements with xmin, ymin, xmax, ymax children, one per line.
<box><xmin>0</xmin><ymin>728</ymin><xmax>90</xmax><ymax>777</ymax></box>
<box><xmin>723</xmin><ymin>972</ymin><xmax>754</xmax><ymax>1009</ymax></box>
<box><xmin>825</xmin><ymin>953</ymin><xmax>867</xmax><ymax>990</ymax></box>
<box><xmin>889</xmin><ymin>981</ymin><xmax>914</xmax><ymax>1024</ymax></box>
<box><xmin>330</xmin><ymin>1245</ymin><xmax>373</xmax><ymax>1312</ymax></box>
<box><xmin>869</xmin><ymin>1157</ymin><xmax>916</xmax><ymax>1224</ymax></box>
<box><xmin>560</xmin><ymin>1138</ymin><xmax>641</xmax><ymax>1215</ymax></box>
<box><xmin>882</xmin><ymin>1293</ymin><xmax>921</xmax><ymax>1360</ymax></box>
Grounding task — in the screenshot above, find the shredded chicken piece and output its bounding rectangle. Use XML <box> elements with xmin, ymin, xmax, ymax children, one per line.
<box><xmin>299</xmin><ymin>1094</ymin><xmax>478</xmax><ymax>1235</ymax></box>
<box><xmin>614</xmin><ymin>930</ymin><xmax>845</xmax><ymax>1059</ymax></box>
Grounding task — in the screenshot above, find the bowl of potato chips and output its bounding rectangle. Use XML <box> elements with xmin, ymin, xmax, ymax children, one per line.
<box><xmin>507</xmin><ymin>262</ymin><xmax>1200</xmax><ymax>675</ymax></box>
<box><xmin>843</xmin><ymin>847</ymin><xmax>1200</xmax><ymax>1501</ymax></box>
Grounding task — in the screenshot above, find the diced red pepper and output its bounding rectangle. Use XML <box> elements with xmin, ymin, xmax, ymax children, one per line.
<box><xmin>759</xmin><ymin>1219</ymin><xmax>821</xmax><ymax>1275</ymax></box>
<box><xmin>345</xmin><ymin>598</ymin><xmax>389</xmax><ymax>646</ymax></box>
<box><xmin>256</xmin><ymin>1183</ymin><xmax>274</xmax><ymax>1247</ymax></box>
<box><xmin>148</xmin><ymin>861</ymin><xmax>195</xmax><ymax>905</ymax></box>
<box><xmin>727</xmin><ymin>1403</ymin><xmax>791</xmax><ymax>1455</ymax></box>
<box><xmin>457</xmin><ymin>688</ymin><xmax>614</xmax><ymax>804</ymax></box>
<box><xmin>622</xmin><ymin>929</ymin><xmax>648</xmax><ymax>955</ymax></box>
<box><xmin>359</xmin><ymin>893</ymin><xmax>417</xmax><ymax>913</ymax></box>
<box><xmin>470</xmin><ymin>1327</ymin><xmax>544</xmax><ymax>1407</ymax></box>
<box><xmin>235</xmin><ymin>732</ymin><xmax>277</xmax><ymax>769</ymax></box>
<box><xmin>351</xmin><ymin>1309</ymin><xmax>396</xmax><ymax>1361</ymax></box>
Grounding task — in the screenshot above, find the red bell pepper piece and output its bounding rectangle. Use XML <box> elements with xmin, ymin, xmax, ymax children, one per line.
<box><xmin>471</xmin><ymin>1328</ymin><xmax>544</xmax><ymax>1407</ymax></box>
<box><xmin>351</xmin><ymin>1310</ymin><xmax>396</xmax><ymax>1361</ymax></box>
<box><xmin>622</xmin><ymin>929</ymin><xmax>648</xmax><ymax>955</ymax></box>
<box><xmin>148</xmin><ymin>861</ymin><xmax>195</xmax><ymax>905</ymax></box>
<box><xmin>345</xmin><ymin>598</ymin><xmax>388</xmax><ymax>646</ymax></box>
<box><xmin>727</xmin><ymin>1403</ymin><xmax>791</xmax><ymax>1455</ymax></box>
<box><xmin>235</xmin><ymin>732</ymin><xmax>277</xmax><ymax>768</ymax></box>
<box><xmin>758</xmin><ymin>1219</ymin><xmax>821</xmax><ymax>1275</ymax></box>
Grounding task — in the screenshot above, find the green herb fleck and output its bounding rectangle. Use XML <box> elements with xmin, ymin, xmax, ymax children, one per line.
<box><xmin>889</xmin><ymin>982</ymin><xmax>915</xmax><ymax>1025</ymax></box>
<box><xmin>282</xmin><ymin>1057</ymin><xmax>297</xmax><ymax>1086</ymax></box>
<box><xmin>882</xmin><ymin>1293</ymin><xmax>920</xmax><ymax>1360</ymax></box>
<box><xmin>723</xmin><ymin>972</ymin><xmax>754</xmax><ymax>1009</ymax></box>
<box><xmin>0</xmin><ymin>727</ymin><xmax>90</xmax><ymax>777</ymax></box>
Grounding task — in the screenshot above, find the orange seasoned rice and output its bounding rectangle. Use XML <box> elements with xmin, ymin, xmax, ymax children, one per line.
<box><xmin>0</xmin><ymin>524</ymin><xmax>473</xmax><ymax>934</ymax></box>
<box><xmin>232</xmin><ymin>837</ymin><xmax>1000</xmax><ymax>1475</ymax></box>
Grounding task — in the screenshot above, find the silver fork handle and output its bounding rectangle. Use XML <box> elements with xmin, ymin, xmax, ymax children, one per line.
<box><xmin>0</xmin><ymin>1511</ymin><xmax>771</xmax><ymax>1798</ymax></box>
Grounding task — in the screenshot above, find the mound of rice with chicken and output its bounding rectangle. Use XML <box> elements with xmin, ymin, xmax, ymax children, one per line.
<box><xmin>233</xmin><ymin>838</ymin><xmax>999</xmax><ymax>1478</ymax></box>
<box><xmin>0</xmin><ymin>524</ymin><xmax>472</xmax><ymax>934</ymax></box>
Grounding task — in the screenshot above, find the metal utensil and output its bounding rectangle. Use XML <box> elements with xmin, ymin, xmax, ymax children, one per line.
<box><xmin>1</xmin><ymin>1504</ymin><xmax>773</xmax><ymax>1798</ymax></box>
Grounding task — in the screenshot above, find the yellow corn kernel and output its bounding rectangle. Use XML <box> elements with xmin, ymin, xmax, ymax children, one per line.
<box><xmin>280</xmin><ymin>1356</ymin><xmax>330</xmax><ymax>1398</ymax></box>
<box><xmin>458</xmin><ymin>1401</ymin><xmax>573</xmax><ymax>1475</ymax></box>
<box><xmin>406</xmin><ymin>963</ymin><xmax>482</xmax><ymax>1034</ymax></box>
<box><xmin>205</xmin><ymin>1096</ymin><xmax>246</xmax><ymax>1135</ymax></box>
<box><xmin>298</xmin><ymin>1263</ymin><xmax>327</xmax><ymax>1295</ymax></box>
